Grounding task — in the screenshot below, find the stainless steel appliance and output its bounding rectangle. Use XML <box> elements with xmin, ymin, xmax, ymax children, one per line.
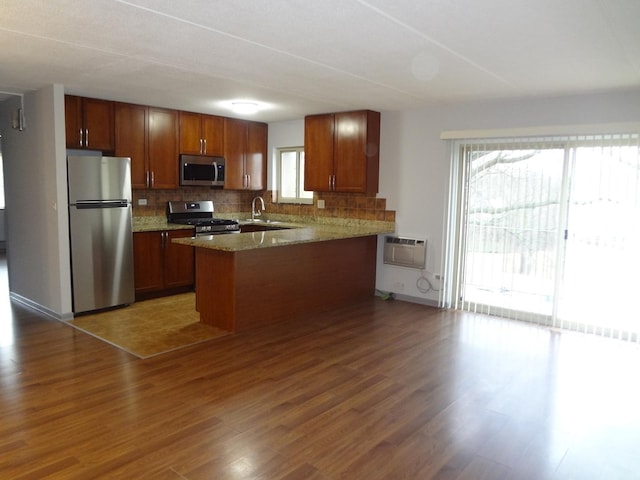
<box><xmin>180</xmin><ymin>155</ymin><xmax>225</xmax><ymax>187</ymax></box>
<box><xmin>166</xmin><ymin>200</ymin><xmax>240</xmax><ymax>236</ymax></box>
<box><xmin>67</xmin><ymin>155</ymin><xmax>135</xmax><ymax>314</ymax></box>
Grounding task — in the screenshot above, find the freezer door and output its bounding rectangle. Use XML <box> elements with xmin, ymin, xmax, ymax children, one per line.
<box><xmin>68</xmin><ymin>156</ymin><xmax>132</xmax><ymax>203</ymax></box>
<box><xmin>69</xmin><ymin>204</ymin><xmax>135</xmax><ymax>313</ymax></box>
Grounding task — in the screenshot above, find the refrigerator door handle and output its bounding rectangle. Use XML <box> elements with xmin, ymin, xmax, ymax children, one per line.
<box><xmin>74</xmin><ymin>200</ymin><xmax>129</xmax><ymax>209</ymax></box>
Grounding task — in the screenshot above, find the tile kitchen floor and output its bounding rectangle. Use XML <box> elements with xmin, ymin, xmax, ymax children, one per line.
<box><xmin>68</xmin><ymin>292</ymin><xmax>230</xmax><ymax>358</ymax></box>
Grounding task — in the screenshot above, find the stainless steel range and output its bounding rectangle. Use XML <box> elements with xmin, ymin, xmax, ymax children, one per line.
<box><xmin>166</xmin><ymin>201</ymin><xmax>240</xmax><ymax>236</ymax></box>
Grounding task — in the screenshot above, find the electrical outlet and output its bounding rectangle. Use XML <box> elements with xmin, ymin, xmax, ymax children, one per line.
<box><xmin>138</xmin><ymin>198</ymin><xmax>148</xmax><ymax>206</ymax></box>
<box><xmin>317</xmin><ymin>199</ymin><xmax>325</xmax><ymax>209</ymax></box>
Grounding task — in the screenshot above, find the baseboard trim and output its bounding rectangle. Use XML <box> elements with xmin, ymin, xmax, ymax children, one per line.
<box><xmin>375</xmin><ymin>291</ymin><xmax>441</xmax><ymax>308</ymax></box>
<box><xmin>10</xmin><ymin>292</ymin><xmax>73</xmax><ymax>321</ymax></box>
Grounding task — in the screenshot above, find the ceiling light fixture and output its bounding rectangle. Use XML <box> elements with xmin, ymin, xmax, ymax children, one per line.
<box><xmin>231</xmin><ymin>102</ymin><xmax>259</xmax><ymax>114</ymax></box>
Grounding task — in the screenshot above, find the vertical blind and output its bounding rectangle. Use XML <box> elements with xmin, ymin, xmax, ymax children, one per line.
<box><xmin>445</xmin><ymin>133</ymin><xmax>640</xmax><ymax>342</ymax></box>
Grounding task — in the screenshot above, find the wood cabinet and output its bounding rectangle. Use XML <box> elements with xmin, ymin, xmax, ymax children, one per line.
<box><xmin>304</xmin><ymin>110</ymin><xmax>380</xmax><ymax>194</ymax></box>
<box><xmin>179</xmin><ymin>111</ymin><xmax>224</xmax><ymax>156</ymax></box>
<box><xmin>115</xmin><ymin>103</ymin><xmax>179</xmax><ymax>189</ymax></box>
<box><xmin>223</xmin><ymin>118</ymin><xmax>267</xmax><ymax>190</ymax></box>
<box><xmin>65</xmin><ymin>95</ymin><xmax>115</xmax><ymax>151</ymax></box>
<box><xmin>133</xmin><ymin>229</ymin><xmax>195</xmax><ymax>299</ymax></box>
<box><xmin>195</xmin><ymin>236</ymin><xmax>377</xmax><ymax>332</ymax></box>
<box><xmin>148</xmin><ymin>108</ymin><xmax>179</xmax><ymax>189</ymax></box>
<box><xmin>115</xmin><ymin>102</ymin><xmax>147</xmax><ymax>189</ymax></box>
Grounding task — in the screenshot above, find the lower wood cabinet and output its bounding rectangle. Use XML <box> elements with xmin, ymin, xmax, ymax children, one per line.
<box><xmin>133</xmin><ymin>229</ymin><xmax>195</xmax><ymax>300</ymax></box>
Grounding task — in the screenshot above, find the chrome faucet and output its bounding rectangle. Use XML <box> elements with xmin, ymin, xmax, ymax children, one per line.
<box><xmin>251</xmin><ymin>196</ymin><xmax>265</xmax><ymax>220</ymax></box>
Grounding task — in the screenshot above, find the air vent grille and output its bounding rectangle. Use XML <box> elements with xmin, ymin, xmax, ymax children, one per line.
<box><xmin>383</xmin><ymin>236</ymin><xmax>426</xmax><ymax>269</ymax></box>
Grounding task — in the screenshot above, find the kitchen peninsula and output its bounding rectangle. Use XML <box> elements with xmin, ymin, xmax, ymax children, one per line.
<box><xmin>173</xmin><ymin>219</ymin><xmax>394</xmax><ymax>332</ymax></box>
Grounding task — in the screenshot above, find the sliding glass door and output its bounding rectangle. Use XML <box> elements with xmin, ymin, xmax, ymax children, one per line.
<box><xmin>558</xmin><ymin>141</ymin><xmax>640</xmax><ymax>338</ymax></box>
<box><xmin>452</xmin><ymin>134</ymin><xmax>640</xmax><ymax>340</ymax></box>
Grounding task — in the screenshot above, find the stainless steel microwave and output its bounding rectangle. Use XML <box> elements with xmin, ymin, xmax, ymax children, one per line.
<box><xmin>180</xmin><ymin>154</ymin><xmax>225</xmax><ymax>187</ymax></box>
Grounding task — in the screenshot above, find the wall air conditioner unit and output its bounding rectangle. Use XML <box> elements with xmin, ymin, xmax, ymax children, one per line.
<box><xmin>383</xmin><ymin>236</ymin><xmax>426</xmax><ymax>269</ymax></box>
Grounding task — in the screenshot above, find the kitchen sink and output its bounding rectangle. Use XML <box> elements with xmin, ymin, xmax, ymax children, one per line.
<box><xmin>239</xmin><ymin>223</ymin><xmax>292</xmax><ymax>233</ymax></box>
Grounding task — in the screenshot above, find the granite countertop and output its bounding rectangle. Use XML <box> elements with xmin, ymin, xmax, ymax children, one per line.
<box><xmin>173</xmin><ymin>218</ymin><xmax>394</xmax><ymax>253</ymax></box>
<box><xmin>132</xmin><ymin>216</ymin><xmax>195</xmax><ymax>232</ymax></box>
<box><xmin>132</xmin><ymin>214</ymin><xmax>395</xmax><ymax>252</ymax></box>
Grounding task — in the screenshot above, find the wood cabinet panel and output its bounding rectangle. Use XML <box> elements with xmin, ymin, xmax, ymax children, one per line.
<box><xmin>179</xmin><ymin>112</ymin><xmax>224</xmax><ymax>156</ymax></box>
<box><xmin>133</xmin><ymin>229</ymin><xmax>195</xmax><ymax>299</ymax></box>
<box><xmin>223</xmin><ymin>117</ymin><xmax>248</xmax><ymax>190</ymax></box>
<box><xmin>164</xmin><ymin>230</ymin><xmax>195</xmax><ymax>289</ymax></box>
<box><xmin>148</xmin><ymin>107</ymin><xmax>179</xmax><ymax>189</ymax></box>
<box><xmin>246</xmin><ymin>121</ymin><xmax>267</xmax><ymax>190</ymax></box>
<box><xmin>133</xmin><ymin>231</ymin><xmax>165</xmax><ymax>294</ymax></box>
<box><xmin>65</xmin><ymin>95</ymin><xmax>115</xmax><ymax>151</ymax></box>
<box><xmin>115</xmin><ymin>103</ymin><xmax>147</xmax><ymax>189</ymax></box>
<box><xmin>223</xmin><ymin>118</ymin><xmax>267</xmax><ymax>190</ymax></box>
<box><xmin>114</xmin><ymin>104</ymin><xmax>178</xmax><ymax>190</ymax></box>
<box><xmin>201</xmin><ymin>114</ymin><xmax>224</xmax><ymax>156</ymax></box>
<box><xmin>303</xmin><ymin>113</ymin><xmax>334</xmax><ymax>192</ymax></box>
<box><xmin>304</xmin><ymin>110</ymin><xmax>380</xmax><ymax>194</ymax></box>
<box><xmin>64</xmin><ymin>95</ymin><xmax>82</xmax><ymax>148</ymax></box>
<box><xmin>178</xmin><ymin>111</ymin><xmax>202</xmax><ymax>155</ymax></box>
<box><xmin>195</xmin><ymin>236</ymin><xmax>377</xmax><ymax>332</ymax></box>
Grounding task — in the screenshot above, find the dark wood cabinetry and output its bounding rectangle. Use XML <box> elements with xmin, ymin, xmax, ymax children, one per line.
<box><xmin>115</xmin><ymin>102</ymin><xmax>147</xmax><ymax>189</ymax></box>
<box><xmin>148</xmin><ymin>108</ymin><xmax>179</xmax><ymax>189</ymax></box>
<box><xmin>115</xmin><ymin>103</ymin><xmax>179</xmax><ymax>189</ymax></box>
<box><xmin>102</xmin><ymin>96</ymin><xmax>269</xmax><ymax>191</ymax></box>
<box><xmin>304</xmin><ymin>110</ymin><xmax>380</xmax><ymax>194</ymax></box>
<box><xmin>224</xmin><ymin>118</ymin><xmax>267</xmax><ymax>190</ymax></box>
<box><xmin>65</xmin><ymin>95</ymin><xmax>115</xmax><ymax>151</ymax></box>
<box><xmin>133</xmin><ymin>229</ymin><xmax>195</xmax><ymax>299</ymax></box>
<box><xmin>179</xmin><ymin>111</ymin><xmax>224</xmax><ymax>156</ymax></box>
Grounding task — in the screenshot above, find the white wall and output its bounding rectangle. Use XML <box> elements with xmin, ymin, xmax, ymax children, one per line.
<box><xmin>266</xmin><ymin>118</ymin><xmax>304</xmax><ymax>191</ymax></box>
<box><xmin>0</xmin><ymin>85</ymin><xmax>72</xmax><ymax>319</ymax></box>
<box><xmin>377</xmin><ymin>89</ymin><xmax>640</xmax><ymax>306</ymax></box>
<box><xmin>268</xmin><ymin>89</ymin><xmax>640</xmax><ymax>307</ymax></box>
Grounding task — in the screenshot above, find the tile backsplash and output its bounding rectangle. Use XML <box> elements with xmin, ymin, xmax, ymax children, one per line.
<box><xmin>133</xmin><ymin>189</ymin><xmax>395</xmax><ymax>223</ymax></box>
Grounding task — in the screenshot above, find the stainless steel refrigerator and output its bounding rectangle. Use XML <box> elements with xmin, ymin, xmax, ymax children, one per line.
<box><xmin>67</xmin><ymin>155</ymin><xmax>135</xmax><ymax>314</ymax></box>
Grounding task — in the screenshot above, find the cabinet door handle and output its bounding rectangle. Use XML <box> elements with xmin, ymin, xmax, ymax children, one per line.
<box><xmin>328</xmin><ymin>175</ymin><xmax>332</xmax><ymax>191</ymax></box>
<box><xmin>79</xmin><ymin>129</ymin><xmax>84</xmax><ymax>147</ymax></box>
<box><xmin>85</xmin><ymin>129</ymin><xmax>89</xmax><ymax>147</ymax></box>
<box><xmin>150</xmin><ymin>171</ymin><xmax>155</xmax><ymax>187</ymax></box>
<box><xmin>203</xmin><ymin>138</ymin><xmax>207</xmax><ymax>154</ymax></box>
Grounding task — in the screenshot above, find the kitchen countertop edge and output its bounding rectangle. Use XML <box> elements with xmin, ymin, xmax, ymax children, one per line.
<box><xmin>133</xmin><ymin>215</ymin><xmax>396</xmax><ymax>252</ymax></box>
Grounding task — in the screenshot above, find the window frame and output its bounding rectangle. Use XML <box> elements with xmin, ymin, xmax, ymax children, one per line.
<box><xmin>276</xmin><ymin>146</ymin><xmax>313</xmax><ymax>205</ymax></box>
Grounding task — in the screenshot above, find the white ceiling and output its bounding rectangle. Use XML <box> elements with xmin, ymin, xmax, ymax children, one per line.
<box><xmin>1</xmin><ymin>0</ymin><xmax>639</xmax><ymax>122</ymax></box>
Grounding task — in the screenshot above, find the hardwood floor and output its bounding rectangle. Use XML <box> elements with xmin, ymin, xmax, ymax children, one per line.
<box><xmin>1</xmin><ymin>256</ymin><xmax>639</xmax><ymax>478</ymax></box>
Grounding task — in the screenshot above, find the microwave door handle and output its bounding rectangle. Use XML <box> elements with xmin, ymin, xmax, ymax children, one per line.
<box><xmin>212</xmin><ymin>161</ymin><xmax>218</xmax><ymax>183</ymax></box>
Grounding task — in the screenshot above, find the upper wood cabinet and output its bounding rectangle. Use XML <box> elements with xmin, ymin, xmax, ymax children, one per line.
<box><xmin>65</xmin><ymin>95</ymin><xmax>115</xmax><ymax>151</ymax></box>
<box><xmin>115</xmin><ymin>102</ymin><xmax>147</xmax><ymax>189</ymax></box>
<box><xmin>223</xmin><ymin>118</ymin><xmax>267</xmax><ymax>190</ymax></box>
<box><xmin>148</xmin><ymin>107</ymin><xmax>179</xmax><ymax>189</ymax></box>
<box><xmin>115</xmin><ymin>102</ymin><xmax>179</xmax><ymax>189</ymax></box>
<box><xmin>304</xmin><ymin>110</ymin><xmax>380</xmax><ymax>195</ymax></box>
<box><xmin>179</xmin><ymin>111</ymin><xmax>224</xmax><ymax>156</ymax></box>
